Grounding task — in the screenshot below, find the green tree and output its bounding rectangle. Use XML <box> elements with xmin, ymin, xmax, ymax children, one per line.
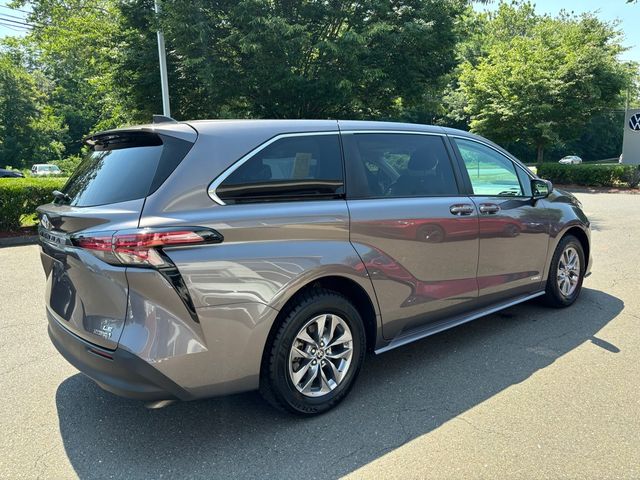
<box><xmin>14</xmin><ymin>0</ymin><xmax>135</xmax><ymax>154</ymax></box>
<box><xmin>118</xmin><ymin>0</ymin><xmax>467</xmax><ymax>121</ymax></box>
<box><xmin>453</xmin><ymin>2</ymin><xmax>630</xmax><ymax>163</ymax></box>
<box><xmin>0</xmin><ymin>48</ymin><xmax>66</xmax><ymax>168</ymax></box>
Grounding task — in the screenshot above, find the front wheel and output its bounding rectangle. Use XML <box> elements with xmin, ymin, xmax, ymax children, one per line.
<box><xmin>259</xmin><ymin>289</ymin><xmax>366</xmax><ymax>415</ymax></box>
<box><xmin>542</xmin><ymin>235</ymin><xmax>585</xmax><ymax>307</ymax></box>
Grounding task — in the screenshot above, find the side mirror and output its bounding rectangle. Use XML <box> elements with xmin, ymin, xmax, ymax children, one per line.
<box><xmin>532</xmin><ymin>179</ymin><xmax>553</xmax><ymax>200</ymax></box>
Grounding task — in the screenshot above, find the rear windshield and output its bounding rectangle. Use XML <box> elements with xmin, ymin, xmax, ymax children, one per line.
<box><xmin>62</xmin><ymin>132</ymin><xmax>192</xmax><ymax>207</ymax></box>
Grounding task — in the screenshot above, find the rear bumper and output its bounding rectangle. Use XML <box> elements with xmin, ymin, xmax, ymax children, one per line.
<box><xmin>48</xmin><ymin>311</ymin><xmax>192</xmax><ymax>401</ymax></box>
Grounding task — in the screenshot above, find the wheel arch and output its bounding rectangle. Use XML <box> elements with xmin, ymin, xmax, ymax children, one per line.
<box><xmin>544</xmin><ymin>223</ymin><xmax>591</xmax><ymax>282</ymax></box>
<box><xmin>263</xmin><ymin>275</ymin><xmax>380</xmax><ymax>362</ymax></box>
<box><xmin>563</xmin><ymin>226</ymin><xmax>590</xmax><ymax>265</ymax></box>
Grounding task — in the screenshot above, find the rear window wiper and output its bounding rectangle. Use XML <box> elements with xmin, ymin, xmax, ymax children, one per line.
<box><xmin>52</xmin><ymin>190</ymin><xmax>71</xmax><ymax>204</ymax></box>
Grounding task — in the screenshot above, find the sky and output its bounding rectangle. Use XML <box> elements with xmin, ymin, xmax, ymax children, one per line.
<box><xmin>0</xmin><ymin>1</ymin><xmax>30</xmax><ymax>38</ymax></box>
<box><xmin>0</xmin><ymin>0</ymin><xmax>639</xmax><ymax>62</ymax></box>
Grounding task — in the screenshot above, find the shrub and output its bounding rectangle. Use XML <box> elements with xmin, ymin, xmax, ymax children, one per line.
<box><xmin>537</xmin><ymin>163</ymin><xmax>640</xmax><ymax>188</ymax></box>
<box><xmin>52</xmin><ymin>155</ymin><xmax>83</xmax><ymax>175</ymax></box>
<box><xmin>0</xmin><ymin>178</ymin><xmax>67</xmax><ymax>231</ymax></box>
<box><xmin>622</xmin><ymin>166</ymin><xmax>640</xmax><ymax>188</ymax></box>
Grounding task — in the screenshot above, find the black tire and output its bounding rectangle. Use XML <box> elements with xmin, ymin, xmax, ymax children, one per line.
<box><xmin>259</xmin><ymin>288</ymin><xmax>366</xmax><ymax>415</ymax></box>
<box><xmin>542</xmin><ymin>235</ymin><xmax>585</xmax><ymax>308</ymax></box>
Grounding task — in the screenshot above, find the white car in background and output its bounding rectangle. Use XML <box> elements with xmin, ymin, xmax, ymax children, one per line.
<box><xmin>558</xmin><ymin>155</ymin><xmax>582</xmax><ymax>165</ymax></box>
<box><xmin>31</xmin><ymin>164</ymin><xmax>62</xmax><ymax>176</ymax></box>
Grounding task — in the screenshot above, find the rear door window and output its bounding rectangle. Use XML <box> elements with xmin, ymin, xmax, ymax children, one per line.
<box><xmin>342</xmin><ymin>133</ymin><xmax>460</xmax><ymax>198</ymax></box>
<box><xmin>215</xmin><ymin>134</ymin><xmax>344</xmax><ymax>204</ymax></box>
<box><xmin>62</xmin><ymin>133</ymin><xmax>192</xmax><ymax>207</ymax></box>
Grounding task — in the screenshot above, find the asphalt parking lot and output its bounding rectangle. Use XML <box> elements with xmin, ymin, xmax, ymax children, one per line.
<box><xmin>1</xmin><ymin>191</ymin><xmax>639</xmax><ymax>479</ymax></box>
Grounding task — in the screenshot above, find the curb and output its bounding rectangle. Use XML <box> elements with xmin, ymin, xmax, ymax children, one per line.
<box><xmin>0</xmin><ymin>235</ymin><xmax>38</xmax><ymax>248</ymax></box>
<box><xmin>558</xmin><ymin>185</ymin><xmax>640</xmax><ymax>194</ymax></box>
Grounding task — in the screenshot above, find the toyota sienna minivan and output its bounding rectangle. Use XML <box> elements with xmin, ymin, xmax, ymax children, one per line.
<box><xmin>38</xmin><ymin>119</ymin><xmax>591</xmax><ymax>414</ymax></box>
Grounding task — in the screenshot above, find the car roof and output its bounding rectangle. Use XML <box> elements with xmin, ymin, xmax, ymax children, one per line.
<box><xmin>185</xmin><ymin>119</ymin><xmax>451</xmax><ymax>134</ymax></box>
<box><xmin>93</xmin><ymin>118</ymin><xmax>490</xmax><ymax>140</ymax></box>
<box><xmin>90</xmin><ymin>119</ymin><xmax>517</xmax><ymax>161</ymax></box>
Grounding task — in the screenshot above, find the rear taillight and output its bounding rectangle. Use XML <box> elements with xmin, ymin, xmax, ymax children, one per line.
<box><xmin>72</xmin><ymin>228</ymin><xmax>223</xmax><ymax>267</ymax></box>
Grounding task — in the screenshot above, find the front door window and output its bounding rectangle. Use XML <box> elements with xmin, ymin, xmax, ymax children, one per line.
<box><xmin>455</xmin><ymin>138</ymin><xmax>523</xmax><ymax>197</ymax></box>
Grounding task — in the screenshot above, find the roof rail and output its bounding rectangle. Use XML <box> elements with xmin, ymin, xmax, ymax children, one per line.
<box><xmin>152</xmin><ymin>114</ymin><xmax>178</xmax><ymax>124</ymax></box>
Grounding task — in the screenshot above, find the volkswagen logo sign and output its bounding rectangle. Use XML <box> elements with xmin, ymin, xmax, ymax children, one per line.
<box><xmin>630</xmin><ymin>113</ymin><xmax>640</xmax><ymax>132</ymax></box>
<box><xmin>41</xmin><ymin>214</ymin><xmax>52</xmax><ymax>230</ymax></box>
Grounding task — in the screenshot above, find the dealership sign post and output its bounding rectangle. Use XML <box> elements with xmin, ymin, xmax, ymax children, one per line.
<box><xmin>622</xmin><ymin>109</ymin><xmax>640</xmax><ymax>165</ymax></box>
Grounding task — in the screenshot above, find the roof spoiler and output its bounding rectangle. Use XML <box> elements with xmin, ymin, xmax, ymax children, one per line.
<box><xmin>83</xmin><ymin>131</ymin><xmax>162</xmax><ymax>149</ymax></box>
<box><xmin>153</xmin><ymin>114</ymin><xmax>178</xmax><ymax>124</ymax></box>
<box><xmin>82</xmin><ymin>116</ymin><xmax>187</xmax><ymax>147</ymax></box>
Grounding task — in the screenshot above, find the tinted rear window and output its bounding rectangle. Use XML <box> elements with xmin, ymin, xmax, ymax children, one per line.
<box><xmin>216</xmin><ymin>134</ymin><xmax>344</xmax><ymax>204</ymax></box>
<box><xmin>62</xmin><ymin>133</ymin><xmax>192</xmax><ymax>207</ymax></box>
<box><xmin>343</xmin><ymin>133</ymin><xmax>459</xmax><ymax>198</ymax></box>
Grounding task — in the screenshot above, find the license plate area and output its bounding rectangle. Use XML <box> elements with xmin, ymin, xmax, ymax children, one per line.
<box><xmin>41</xmin><ymin>244</ymin><xmax>129</xmax><ymax>350</ymax></box>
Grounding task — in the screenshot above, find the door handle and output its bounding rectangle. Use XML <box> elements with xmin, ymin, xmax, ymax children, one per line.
<box><xmin>479</xmin><ymin>203</ymin><xmax>500</xmax><ymax>215</ymax></box>
<box><xmin>449</xmin><ymin>204</ymin><xmax>475</xmax><ymax>216</ymax></box>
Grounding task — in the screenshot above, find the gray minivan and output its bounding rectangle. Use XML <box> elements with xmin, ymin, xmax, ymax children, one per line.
<box><xmin>38</xmin><ymin>119</ymin><xmax>591</xmax><ymax>414</ymax></box>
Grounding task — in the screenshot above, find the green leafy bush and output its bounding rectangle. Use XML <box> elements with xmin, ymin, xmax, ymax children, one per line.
<box><xmin>622</xmin><ymin>166</ymin><xmax>640</xmax><ymax>188</ymax></box>
<box><xmin>537</xmin><ymin>164</ymin><xmax>640</xmax><ymax>188</ymax></box>
<box><xmin>0</xmin><ymin>178</ymin><xmax>67</xmax><ymax>231</ymax></box>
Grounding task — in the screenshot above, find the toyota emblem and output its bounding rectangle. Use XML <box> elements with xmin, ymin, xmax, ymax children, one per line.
<box><xmin>41</xmin><ymin>214</ymin><xmax>52</xmax><ymax>230</ymax></box>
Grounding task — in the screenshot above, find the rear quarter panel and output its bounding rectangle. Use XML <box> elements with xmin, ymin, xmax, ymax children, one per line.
<box><xmin>152</xmin><ymin>201</ymin><xmax>379</xmax><ymax>312</ymax></box>
<box><xmin>133</xmin><ymin>200</ymin><xmax>382</xmax><ymax>395</ymax></box>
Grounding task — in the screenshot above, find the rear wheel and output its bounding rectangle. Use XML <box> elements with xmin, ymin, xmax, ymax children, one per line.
<box><xmin>260</xmin><ymin>289</ymin><xmax>365</xmax><ymax>415</ymax></box>
<box><xmin>542</xmin><ymin>235</ymin><xmax>585</xmax><ymax>307</ymax></box>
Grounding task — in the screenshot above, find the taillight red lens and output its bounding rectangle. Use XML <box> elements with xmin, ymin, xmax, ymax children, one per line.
<box><xmin>114</xmin><ymin>231</ymin><xmax>206</xmax><ymax>248</ymax></box>
<box><xmin>75</xmin><ymin>235</ymin><xmax>114</xmax><ymax>251</ymax></box>
<box><xmin>72</xmin><ymin>228</ymin><xmax>221</xmax><ymax>267</ymax></box>
<box><xmin>112</xmin><ymin>231</ymin><xmax>208</xmax><ymax>266</ymax></box>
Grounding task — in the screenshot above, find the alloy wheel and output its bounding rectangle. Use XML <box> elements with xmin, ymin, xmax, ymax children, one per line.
<box><xmin>557</xmin><ymin>246</ymin><xmax>580</xmax><ymax>297</ymax></box>
<box><xmin>288</xmin><ymin>314</ymin><xmax>354</xmax><ymax>397</ymax></box>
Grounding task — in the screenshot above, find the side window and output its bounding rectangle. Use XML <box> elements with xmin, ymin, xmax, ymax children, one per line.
<box><xmin>343</xmin><ymin>133</ymin><xmax>459</xmax><ymax>199</ymax></box>
<box><xmin>216</xmin><ymin>134</ymin><xmax>344</xmax><ymax>204</ymax></box>
<box><xmin>454</xmin><ymin>138</ymin><xmax>523</xmax><ymax>196</ymax></box>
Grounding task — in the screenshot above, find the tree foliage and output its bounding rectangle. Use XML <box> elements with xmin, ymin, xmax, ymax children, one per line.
<box><xmin>0</xmin><ymin>45</ymin><xmax>66</xmax><ymax>169</ymax></box>
<box><xmin>14</xmin><ymin>0</ymin><xmax>135</xmax><ymax>152</ymax></box>
<box><xmin>0</xmin><ymin>0</ymin><xmax>636</xmax><ymax>169</ymax></box>
<box><xmin>451</xmin><ymin>2</ymin><xmax>631</xmax><ymax>163</ymax></box>
<box><xmin>117</xmin><ymin>0</ymin><xmax>466</xmax><ymax>121</ymax></box>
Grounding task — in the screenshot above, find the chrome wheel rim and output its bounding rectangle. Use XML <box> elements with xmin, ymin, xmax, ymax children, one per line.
<box><xmin>557</xmin><ymin>246</ymin><xmax>580</xmax><ymax>297</ymax></box>
<box><xmin>288</xmin><ymin>314</ymin><xmax>354</xmax><ymax>398</ymax></box>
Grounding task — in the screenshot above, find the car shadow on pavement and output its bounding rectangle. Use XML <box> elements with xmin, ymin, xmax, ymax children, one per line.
<box><xmin>55</xmin><ymin>287</ymin><xmax>623</xmax><ymax>480</ymax></box>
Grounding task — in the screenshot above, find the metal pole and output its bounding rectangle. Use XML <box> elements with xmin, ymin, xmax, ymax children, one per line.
<box><xmin>154</xmin><ymin>0</ymin><xmax>171</xmax><ymax>117</ymax></box>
